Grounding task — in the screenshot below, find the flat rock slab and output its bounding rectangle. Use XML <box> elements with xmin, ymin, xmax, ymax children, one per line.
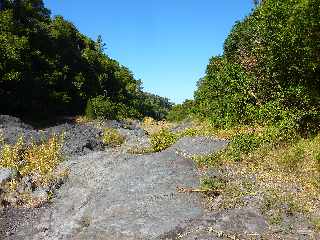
<box><xmin>7</xmin><ymin>148</ymin><xmax>204</xmax><ymax>240</ymax></box>
<box><xmin>178</xmin><ymin>208</ymin><xmax>269</xmax><ymax>240</ymax></box>
<box><xmin>171</xmin><ymin>136</ymin><xmax>229</xmax><ymax>158</ymax></box>
<box><xmin>2</xmin><ymin>135</ymin><xmax>271</xmax><ymax>240</ymax></box>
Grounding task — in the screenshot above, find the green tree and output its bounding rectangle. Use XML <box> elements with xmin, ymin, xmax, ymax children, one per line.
<box><xmin>194</xmin><ymin>0</ymin><xmax>320</xmax><ymax>135</ymax></box>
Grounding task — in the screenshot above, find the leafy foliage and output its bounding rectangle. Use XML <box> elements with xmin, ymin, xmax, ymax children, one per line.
<box><xmin>0</xmin><ymin>134</ymin><xmax>65</xmax><ymax>187</ymax></box>
<box><xmin>194</xmin><ymin>57</ymin><xmax>256</xmax><ymax>127</ymax></box>
<box><xmin>170</xmin><ymin>0</ymin><xmax>320</xmax><ymax>138</ymax></box>
<box><xmin>166</xmin><ymin>100</ymin><xmax>195</xmax><ymax>122</ymax></box>
<box><xmin>200</xmin><ymin>176</ymin><xmax>226</xmax><ymax>192</ymax></box>
<box><xmin>0</xmin><ymin>0</ymin><xmax>172</xmax><ymax>119</ymax></box>
<box><xmin>102</xmin><ymin>128</ymin><xmax>125</xmax><ymax>147</ymax></box>
<box><xmin>0</xmin><ymin>133</ymin><xmax>67</xmax><ymax>207</ymax></box>
<box><xmin>150</xmin><ymin>129</ymin><xmax>178</xmax><ymax>152</ymax></box>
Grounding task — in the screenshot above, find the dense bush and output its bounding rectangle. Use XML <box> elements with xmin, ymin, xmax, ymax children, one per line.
<box><xmin>166</xmin><ymin>100</ymin><xmax>195</xmax><ymax>122</ymax></box>
<box><xmin>85</xmin><ymin>96</ymin><xmax>117</xmax><ymax>120</ymax></box>
<box><xmin>190</xmin><ymin>0</ymin><xmax>320</xmax><ymax>137</ymax></box>
<box><xmin>102</xmin><ymin>128</ymin><xmax>125</xmax><ymax>147</ymax></box>
<box><xmin>150</xmin><ymin>129</ymin><xmax>178</xmax><ymax>152</ymax></box>
<box><xmin>0</xmin><ymin>0</ymin><xmax>172</xmax><ymax>119</ymax></box>
<box><xmin>194</xmin><ymin>57</ymin><xmax>257</xmax><ymax>127</ymax></box>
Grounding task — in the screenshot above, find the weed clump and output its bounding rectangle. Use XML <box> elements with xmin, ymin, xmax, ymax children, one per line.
<box><xmin>200</xmin><ymin>176</ymin><xmax>226</xmax><ymax>192</ymax></box>
<box><xmin>1</xmin><ymin>135</ymin><xmax>64</xmax><ymax>184</ymax></box>
<box><xmin>150</xmin><ymin>129</ymin><xmax>178</xmax><ymax>152</ymax></box>
<box><xmin>102</xmin><ymin>128</ymin><xmax>125</xmax><ymax>147</ymax></box>
<box><xmin>142</xmin><ymin>117</ymin><xmax>172</xmax><ymax>135</ymax></box>
<box><xmin>0</xmin><ymin>134</ymin><xmax>66</xmax><ymax>207</ymax></box>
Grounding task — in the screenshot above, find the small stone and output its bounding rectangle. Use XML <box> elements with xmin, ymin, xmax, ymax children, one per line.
<box><xmin>21</xmin><ymin>176</ymin><xmax>33</xmax><ymax>192</ymax></box>
<box><xmin>32</xmin><ymin>188</ymin><xmax>49</xmax><ymax>202</ymax></box>
<box><xmin>0</xmin><ymin>168</ymin><xmax>14</xmax><ymax>185</ymax></box>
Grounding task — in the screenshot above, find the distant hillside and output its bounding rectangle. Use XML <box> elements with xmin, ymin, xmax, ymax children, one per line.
<box><xmin>0</xmin><ymin>0</ymin><xmax>172</xmax><ymax>119</ymax></box>
<box><xmin>169</xmin><ymin>0</ymin><xmax>319</xmax><ymax>136</ymax></box>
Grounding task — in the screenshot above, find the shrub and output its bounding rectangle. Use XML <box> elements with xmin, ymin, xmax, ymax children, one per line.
<box><xmin>22</xmin><ymin>135</ymin><xmax>65</xmax><ymax>185</ymax></box>
<box><xmin>200</xmin><ymin>176</ymin><xmax>226</xmax><ymax>191</ymax></box>
<box><xmin>142</xmin><ymin>117</ymin><xmax>172</xmax><ymax>135</ymax></box>
<box><xmin>0</xmin><ymin>134</ymin><xmax>67</xmax><ymax>207</ymax></box>
<box><xmin>180</xmin><ymin>128</ymin><xmax>199</xmax><ymax>137</ymax></box>
<box><xmin>86</xmin><ymin>96</ymin><xmax>147</xmax><ymax>120</ymax></box>
<box><xmin>312</xmin><ymin>218</ymin><xmax>320</xmax><ymax>231</ymax></box>
<box><xmin>86</xmin><ymin>96</ymin><xmax>117</xmax><ymax>119</ymax></box>
<box><xmin>85</xmin><ymin>99</ymin><xmax>95</xmax><ymax>119</ymax></box>
<box><xmin>0</xmin><ymin>136</ymin><xmax>25</xmax><ymax>171</ymax></box>
<box><xmin>194</xmin><ymin>57</ymin><xmax>257</xmax><ymax>128</ymax></box>
<box><xmin>102</xmin><ymin>128</ymin><xmax>125</xmax><ymax>147</ymax></box>
<box><xmin>314</xmin><ymin>152</ymin><xmax>320</xmax><ymax>172</ymax></box>
<box><xmin>0</xmin><ymin>134</ymin><xmax>65</xmax><ymax>186</ymax></box>
<box><xmin>166</xmin><ymin>100</ymin><xmax>195</xmax><ymax>122</ymax></box>
<box><xmin>193</xmin><ymin>0</ymin><xmax>320</xmax><ymax>137</ymax></box>
<box><xmin>74</xmin><ymin>115</ymin><xmax>91</xmax><ymax>124</ymax></box>
<box><xmin>150</xmin><ymin>129</ymin><xmax>178</xmax><ymax>152</ymax></box>
<box><xmin>229</xmin><ymin>133</ymin><xmax>262</xmax><ymax>160</ymax></box>
<box><xmin>281</xmin><ymin>145</ymin><xmax>305</xmax><ymax>171</ymax></box>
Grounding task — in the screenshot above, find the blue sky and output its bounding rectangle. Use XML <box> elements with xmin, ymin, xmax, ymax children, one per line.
<box><xmin>43</xmin><ymin>0</ymin><xmax>254</xmax><ymax>103</ymax></box>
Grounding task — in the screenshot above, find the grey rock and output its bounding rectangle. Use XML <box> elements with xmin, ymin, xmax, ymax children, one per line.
<box><xmin>170</xmin><ymin>136</ymin><xmax>229</xmax><ymax>157</ymax></box>
<box><xmin>0</xmin><ymin>168</ymin><xmax>15</xmax><ymax>185</ymax></box>
<box><xmin>31</xmin><ymin>188</ymin><xmax>49</xmax><ymax>202</ymax></box>
<box><xmin>170</xmin><ymin>121</ymin><xmax>194</xmax><ymax>133</ymax></box>
<box><xmin>2</xmin><ymin>124</ymin><xmax>273</xmax><ymax>240</ymax></box>
<box><xmin>6</xmin><ymin>148</ymin><xmax>205</xmax><ymax>239</ymax></box>
<box><xmin>0</xmin><ymin>115</ymin><xmax>106</xmax><ymax>157</ymax></box>
<box><xmin>214</xmin><ymin>208</ymin><xmax>269</xmax><ymax>234</ymax></box>
<box><xmin>44</xmin><ymin>123</ymin><xmax>105</xmax><ymax>156</ymax></box>
<box><xmin>0</xmin><ymin>115</ymin><xmax>33</xmax><ymax>130</ymax></box>
<box><xmin>0</xmin><ymin>127</ymin><xmax>43</xmax><ymax>147</ymax></box>
<box><xmin>175</xmin><ymin>208</ymin><xmax>269</xmax><ymax>240</ymax></box>
<box><xmin>6</xmin><ymin>117</ymin><xmax>312</xmax><ymax>239</ymax></box>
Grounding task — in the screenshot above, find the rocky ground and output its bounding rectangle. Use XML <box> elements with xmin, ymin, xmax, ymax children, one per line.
<box><xmin>0</xmin><ymin>116</ymin><xmax>318</xmax><ymax>239</ymax></box>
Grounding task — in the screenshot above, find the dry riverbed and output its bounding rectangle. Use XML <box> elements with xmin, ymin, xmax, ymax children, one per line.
<box><xmin>0</xmin><ymin>116</ymin><xmax>318</xmax><ymax>239</ymax></box>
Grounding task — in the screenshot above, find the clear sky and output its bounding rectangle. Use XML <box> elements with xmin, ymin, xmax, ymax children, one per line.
<box><xmin>43</xmin><ymin>0</ymin><xmax>254</xmax><ymax>104</ymax></box>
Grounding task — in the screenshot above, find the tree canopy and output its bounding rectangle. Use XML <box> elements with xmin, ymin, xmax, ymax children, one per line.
<box><xmin>0</xmin><ymin>0</ymin><xmax>172</xmax><ymax>119</ymax></box>
<box><xmin>170</xmin><ymin>0</ymin><xmax>319</xmax><ymax>136</ymax></box>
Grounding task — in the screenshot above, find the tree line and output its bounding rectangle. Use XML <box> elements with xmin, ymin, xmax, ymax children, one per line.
<box><xmin>0</xmin><ymin>0</ymin><xmax>172</xmax><ymax>119</ymax></box>
<box><xmin>168</xmin><ymin>0</ymin><xmax>319</xmax><ymax>137</ymax></box>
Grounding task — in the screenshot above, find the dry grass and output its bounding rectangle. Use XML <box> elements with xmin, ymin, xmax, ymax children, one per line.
<box><xmin>173</xmin><ymin>120</ymin><xmax>320</xmax><ymax>232</ymax></box>
<box><xmin>0</xmin><ymin>134</ymin><xmax>67</xmax><ymax>207</ymax></box>
<box><xmin>198</xmin><ymin>131</ymin><xmax>320</xmax><ymax>230</ymax></box>
<box><xmin>74</xmin><ymin>115</ymin><xmax>91</xmax><ymax>124</ymax></box>
<box><xmin>102</xmin><ymin>128</ymin><xmax>125</xmax><ymax>147</ymax></box>
<box><xmin>142</xmin><ymin>117</ymin><xmax>174</xmax><ymax>135</ymax></box>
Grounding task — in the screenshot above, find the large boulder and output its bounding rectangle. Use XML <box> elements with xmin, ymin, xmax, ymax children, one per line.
<box><xmin>44</xmin><ymin>123</ymin><xmax>104</xmax><ymax>156</ymax></box>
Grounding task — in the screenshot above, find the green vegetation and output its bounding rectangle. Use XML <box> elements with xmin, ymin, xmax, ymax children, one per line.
<box><xmin>200</xmin><ymin>176</ymin><xmax>226</xmax><ymax>193</ymax></box>
<box><xmin>0</xmin><ymin>134</ymin><xmax>67</xmax><ymax>207</ymax></box>
<box><xmin>166</xmin><ymin>0</ymin><xmax>320</xmax><ymax>231</ymax></box>
<box><xmin>150</xmin><ymin>129</ymin><xmax>178</xmax><ymax>152</ymax></box>
<box><xmin>102</xmin><ymin>128</ymin><xmax>125</xmax><ymax>147</ymax></box>
<box><xmin>0</xmin><ymin>0</ymin><xmax>172</xmax><ymax>120</ymax></box>
<box><xmin>0</xmin><ymin>135</ymin><xmax>65</xmax><ymax>184</ymax></box>
<box><xmin>169</xmin><ymin>0</ymin><xmax>319</xmax><ymax>135</ymax></box>
<box><xmin>166</xmin><ymin>100</ymin><xmax>195</xmax><ymax>122</ymax></box>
